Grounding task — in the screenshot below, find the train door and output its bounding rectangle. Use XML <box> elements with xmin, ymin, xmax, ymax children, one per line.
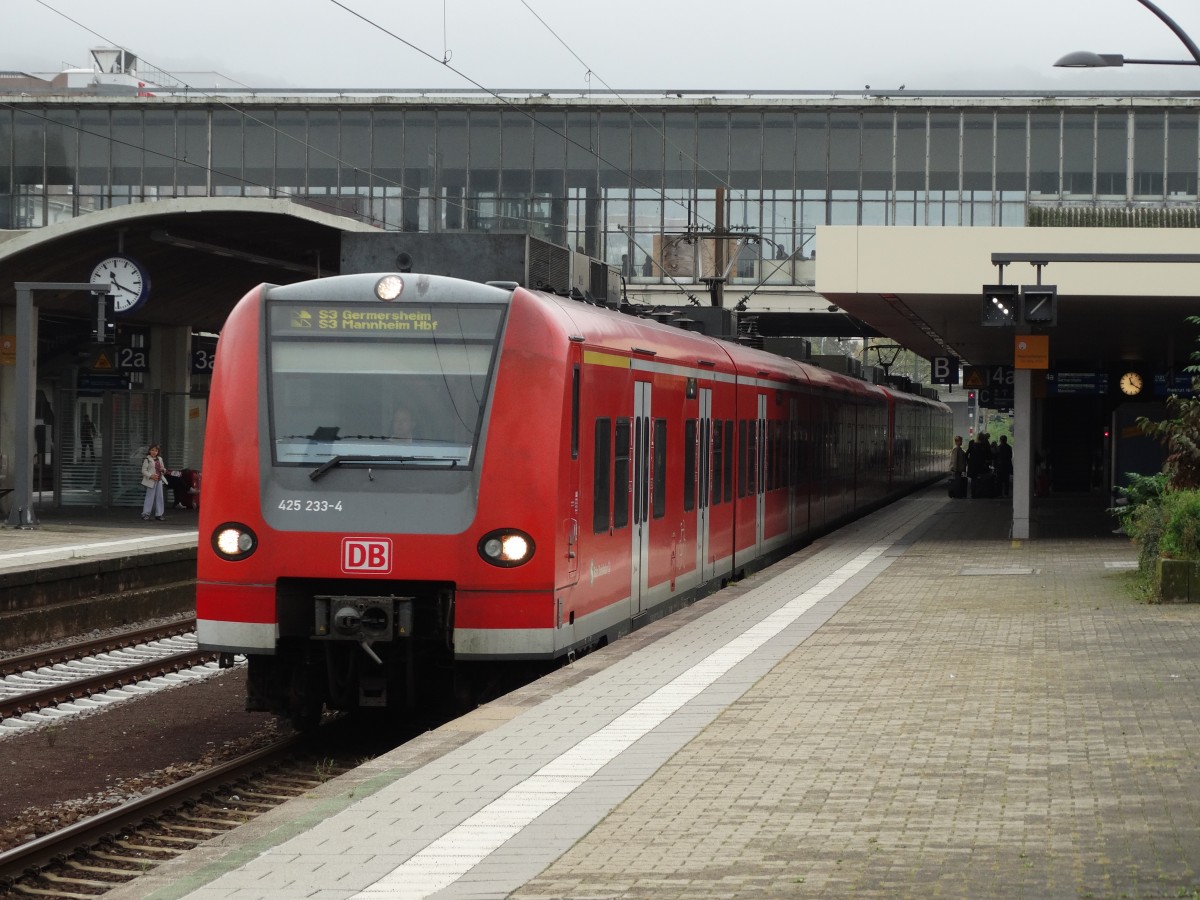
<box><xmin>698</xmin><ymin>387</ymin><xmax>713</xmax><ymax>583</ymax></box>
<box><xmin>755</xmin><ymin>393</ymin><xmax>767</xmax><ymax>555</ymax></box>
<box><xmin>564</xmin><ymin>358</ymin><xmax>581</xmax><ymax>587</ymax></box>
<box><xmin>787</xmin><ymin>395</ymin><xmax>798</xmax><ymax>538</ymax></box>
<box><xmin>630</xmin><ymin>381</ymin><xmax>652</xmax><ymax>615</ymax></box>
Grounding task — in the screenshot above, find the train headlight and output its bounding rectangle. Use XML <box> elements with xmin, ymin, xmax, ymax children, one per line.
<box><xmin>477</xmin><ymin>529</ymin><xmax>535</xmax><ymax>567</ymax></box>
<box><xmin>212</xmin><ymin>523</ymin><xmax>258</xmax><ymax>560</ymax></box>
<box><xmin>375</xmin><ymin>275</ymin><xmax>404</xmax><ymax>301</ymax></box>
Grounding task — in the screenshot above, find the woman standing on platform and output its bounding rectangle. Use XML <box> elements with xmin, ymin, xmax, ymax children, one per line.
<box><xmin>140</xmin><ymin>444</ymin><xmax>167</xmax><ymax>521</ymax></box>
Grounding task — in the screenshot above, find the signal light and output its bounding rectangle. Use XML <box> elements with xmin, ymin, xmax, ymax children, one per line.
<box><xmin>94</xmin><ymin>293</ymin><xmax>117</xmax><ymax>343</ymax></box>
<box><xmin>981</xmin><ymin>284</ymin><xmax>1018</xmax><ymax>326</ymax></box>
<box><xmin>1021</xmin><ymin>285</ymin><xmax>1058</xmax><ymax>326</ymax></box>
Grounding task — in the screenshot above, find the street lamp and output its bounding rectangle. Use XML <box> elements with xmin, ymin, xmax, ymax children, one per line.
<box><xmin>1054</xmin><ymin>51</ymin><xmax>1197</xmax><ymax>67</ymax></box>
<box><xmin>1054</xmin><ymin>0</ymin><xmax>1200</xmax><ymax>69</ymax></box>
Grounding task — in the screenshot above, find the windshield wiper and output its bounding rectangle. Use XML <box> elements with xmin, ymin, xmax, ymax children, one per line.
<box><xmin>309</xmin><ymin>454</ymin><xmax>459</xmax><ymax>481</ymax></box>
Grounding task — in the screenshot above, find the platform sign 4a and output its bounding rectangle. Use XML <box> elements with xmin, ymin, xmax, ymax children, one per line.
<box><xmin>963</xmin><ymin>365</ymin><xmax>1014</xmax><ymax>407</ymax></box>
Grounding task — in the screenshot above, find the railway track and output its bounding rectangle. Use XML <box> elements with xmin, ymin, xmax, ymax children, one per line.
<box><xmin>0</xmin><ymin>621</ymin><xmax>226</xmax><ymax>730</ymax></box>
<box><xmin>0</xmin><ymin>732</ymin><xmax>353</xmax><ymax>897</ymax></box>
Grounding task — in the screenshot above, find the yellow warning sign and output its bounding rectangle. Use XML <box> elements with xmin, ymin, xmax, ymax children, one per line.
<box><xmin>93</xmin><ymin>351</ymin><xmax>114</xmax><ymax>370</ymax></box>
<box><xmin>963</xmin><ymin>367</ymin><xmax>985</xmax><ymax>387</ymax></box>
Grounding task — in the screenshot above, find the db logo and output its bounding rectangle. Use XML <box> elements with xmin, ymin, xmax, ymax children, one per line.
<box><xmin>341</xmin><ymin>537</ymin><xmax>392</xmax><ymax>573</ymax></box>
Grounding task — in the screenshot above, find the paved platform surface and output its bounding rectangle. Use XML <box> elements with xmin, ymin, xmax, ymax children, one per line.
<box><xmin>52</xmin><ymin>488</ymin><xmax>1200</xmax><ymax>899</ymax></box>
<box><xmin>0</xmin><ymin>505</ymin><xmax>198</xmax><ymax>571</ymax></box>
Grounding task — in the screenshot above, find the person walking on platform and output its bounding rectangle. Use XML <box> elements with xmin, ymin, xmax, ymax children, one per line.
<box><xmin>965</xmin><ymin>432</ymin><xmax>994</xmax><ymax>498</ymax></box>
<box><xmin>79</xmin><ymin>413</ymin><xmax>96</xmax><ymax>462</ymax></box>
<box><xmin>140</xmin><ymin>444</ymin><xmax>167</xmax><ymax>521</ymax></box>
<box><xmin>993</xmin><ymin>435</ymin><xmax>1014</xmax><ymax>497</ymax></box>
<box><xmin>948</xmin><ymin>435</ymin><xmax>968</xmax><ymax>498</ymax></box>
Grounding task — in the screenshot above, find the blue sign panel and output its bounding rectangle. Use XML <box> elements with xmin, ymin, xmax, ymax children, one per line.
<box><xmin>1155</xmin><ymin>373</ymin><xmax>1197</xmax><ymax>397</ymax></box>
<box><xmin>1047</xmin><ymin>371</ymin><xmax>1108</xmax><ymax>395</ymax></box>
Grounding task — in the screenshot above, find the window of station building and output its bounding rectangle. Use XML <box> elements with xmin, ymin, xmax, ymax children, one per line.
<box><xmin>697</xmin><ymin>112</ymin><xmax>729</xmax><ymax>190</ymax></box>
<box><xmin>1062</xmin><ymin>111</ymin><xmax>1096</xmax><ymax>198</ymax></box>
<box><xmin>963</xmin><ymin>114</ymin><xmax>994</xmax><ymax>195</ymax></box>
<box><xmin>731</xmin><ymin>112</ymin><xmax>762</xmax><ymax>192</ymax></box>
<box><xmin>1167</xmin><ymin>110</ymin><xmax>1199</xmax><ymax>196</ymax></box>
<box><xmin>242</xmin><ymin>112</ymin><xmax>275</xmax><ymax>193</ymax></box>
<box><xmin>307</xmin><ymin>110</ymin><xmax>339</xmax><ymax>194</ymax></box>
<box><xmin>593</xmin><ymin>418</ymin><xmax>611</xmax><ymax>533</ymax></box>
<box><xmin>763</xmin><ymin>113</ymin><xmax>795</xmax><ymax>193</ymax></box>
<box><xmin>77</xmin><ymin>109</ymin><xmax>110</xmax><ymax>199</ymax></box>
<box><xmin>1134</xmin><ymin>109</ymin><xmax>1166</xmax><ymax>198</ymax></box>
<box><xmin>896</xmin><ymin>112</ymin><xmax>925</xmax><ymax>196</ymax></box>
<box><xmin>829</xmin><ymin>113</ymin><xmax>860</xmax><ymax>194</ymax></box>
<box><xmin>112</xmin><ymin>109</ymin><xmax>144</xmax><ymax>192</ymax></box>
<box><xmin>438</xmin><ymin>111</ymin><xmax>467</xmax><ymax>231</ymax></box>
<box><xmin>469</xmin><ymin>109</ymin><xmax>501</xmax><ymax>225</ymax></box>
<box><xmin>209</xmin><ymin>109</ymin><xmax>242</xmax><ymax>191</ymax></box>
<box><xmin>501</xmin><ymin>111</ymin><xmax>533</xmax><ymax>197</ymax></box>
<box><xmin>796</xmin><ymin>113</ymin><xmax>828</xmax><ymax>192</ymax></box>
<box><xmin>928</xmin><ymin>113</ymin><xmax>959</xmax><ymax>196</ymax></box>
<box><xmin>276</xmin><ymin>109</ymin><xmax>307</xmax><ymax>195</ymax></box>
<box><xmin>632</xmin><ymin>111</ymin><xmax>665</xmax><ymax>193</ymax></box>
<box><xmin>1030</xmin><ymin>111</ymin><xmax>1061</xmax><ymax>198</ymax></box>
<box><xmin>144</xmin><ymin>112</ymin><xmax>178</xmax><ymax>196</ymax></box>
<box><xmin>653</xmin><ymin>418</ymin><xmax>667</xmax><ymax>519</ymax></box>
<box><xmin>613</xmin><ymin>417</ymin><xmax>631</xmax><ymax>529</ymax></box>
<box><xmin>996</xmin><ymin>114</ymin><xmax>1027</xmax><ymax>195</ymax></box>
<box><xmin>45</xmin><ymin>109</ymin><xmax>78</xmax><ymax>211</ymax></box>
<box><xmin>534</xmin><ymin>111</ymin><xmax>567</xmax><ymax>198</ymax></box>
<box><xmin>861</xmin><ymin>112</ymin><xmax>892</xmax><ymax>194</ymax></box>
<box><xmin>1095</xmin><ymin>111</ymin><xmax>1126</xmax><ymax>199</ymax></box>
<box><xmin>599</xmin><ymin>111</ymin><xmax>631</xmax><ymax>192</ymax></box>
<box><xmin>341</xmin><ymin>110</ymin><xmax>371</xmax><ymax>197</ymax></box>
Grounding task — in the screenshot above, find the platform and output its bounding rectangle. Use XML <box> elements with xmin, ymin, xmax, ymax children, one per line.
<box><xmin>29</xmin><ymin>487</ymin><xmax>1200</xmax><ymax>899</ymax></box>
<box><xmin>0</xmin><ymin>506</ymin><xmax>198</xmax><ymax>572</ymax></box>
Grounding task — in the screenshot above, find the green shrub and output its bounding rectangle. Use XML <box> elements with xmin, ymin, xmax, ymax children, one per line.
<box><xmin>1112</xmin><ymin>473</ymin><xmax>1169</xmax><ymax>574</ymax></box>
<box><xmin>1158</xmin><ymin>489</ymin><xmax>1200</xmax><ymax>560</ymax></box>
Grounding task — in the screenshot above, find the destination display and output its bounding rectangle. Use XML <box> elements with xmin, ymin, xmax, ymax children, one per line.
<box><xmin>1155</xmin><ymin>373</ymin><xmax>1198</xmax><ymax>397</ymax></box>
<box><xmin>1046</xmin><ymin>372</ymin><xmax>1108</xmax><ymax>395</ymax></box>
<box><xmin>270</xmin><ymin>303</ymin><xmax>504</xmax><ymax>341</ymax></box>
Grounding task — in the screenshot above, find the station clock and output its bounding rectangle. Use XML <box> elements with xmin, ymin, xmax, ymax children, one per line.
<box><xmin>1119</xmin><ymin>371</ymin><xmax>1144</xmax><ymax>397</ymax></box>
<box><xmin>89</xmin><ymin>255</ymin><xmax>150</xmax><ymax>313</ymax></box>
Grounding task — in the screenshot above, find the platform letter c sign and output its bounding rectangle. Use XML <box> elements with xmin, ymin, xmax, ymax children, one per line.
<box><xmin>342</xmin><ymin>538</ymin><xmax>392</xmax><ymax>573</ymax></box>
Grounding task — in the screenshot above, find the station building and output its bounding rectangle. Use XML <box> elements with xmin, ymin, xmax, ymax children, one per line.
<box><xmin>1</xmin><ymin>50</ymin><xmax>1196</xmax><ymax>527</ymax></box>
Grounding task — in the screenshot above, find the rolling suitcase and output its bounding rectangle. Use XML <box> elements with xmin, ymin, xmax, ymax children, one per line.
<box><xmin>971</xmin><ymin>473</ymin><xmax>995</xmax><ymax>499</ymax></box>
<box><xmin>948</xmin><ymin>475</ymin><xmax>967</xmax><ymax>499</ymax></box>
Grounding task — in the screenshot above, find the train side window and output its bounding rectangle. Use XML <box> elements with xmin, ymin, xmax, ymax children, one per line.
<box><xmin>738</xmin><ymin>419</ymin><xmax>748</xmax><ymax>498</ymax></box>
<box><xmin>593</xmin><ymin>418</ymin><xmax>611</xmax><ymax>533</ymax></box>
<box><xmin>747</xmin><ymin>419</ymin><xmax>758</xmax><ymax>496</ymax></box>
<box><xmin>653</xmin><ymin>418</ymin><xmax>667</xmax><ymax>519</ymax></box>
<box><xmin>767</xmin><ymin>421</ymin><xmax>777</xmax><ymax>492</ymax></box>
<box><xmin>723</xmin><ymin>420</ymin><xmax>734</xmax><ymax>503</ymax></box>
<box><xmin>683</xmin><ymin>419</ymin><xmax>696</xmax><ymax>512</ymax></box>
<box><xmin>571</xmin><ymin>364</ymin><xmax>580</xmax><ymax>460</ymax></box>
<box><xmin>711</xmin><ymin>420</ymin><xmax>723</xmax><ymax>506</ymax></box>
<box><xmin>613</xmin><ymin>417</ymin><xmax>631</xmax><ymax>529</ymax></box>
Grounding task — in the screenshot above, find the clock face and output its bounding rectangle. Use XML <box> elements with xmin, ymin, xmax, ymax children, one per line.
<box><xmin>1119</xmin><ymin>371</ymin><xmax>1143</xmax><ymax>396</ymax></box>
<box><xmin>90</xmin><ymin>255</ymin><xmax>149</xmax><ymax>313</ymax></box>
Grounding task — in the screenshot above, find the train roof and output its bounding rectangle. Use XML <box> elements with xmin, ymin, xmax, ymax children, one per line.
<box><xmin>520</xmin><ymin>286</ymin><xmax>946</xmax><ymax>408</ymax></box>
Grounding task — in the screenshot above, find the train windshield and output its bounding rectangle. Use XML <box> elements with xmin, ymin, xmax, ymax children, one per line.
<box><xmin>266</xmin><ymin>301</ymin><xmax>505</xmax><ymax>469</ymax></box>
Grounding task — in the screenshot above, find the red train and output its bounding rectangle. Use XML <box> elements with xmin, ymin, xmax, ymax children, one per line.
<box><xmin>196</xmin><ymin>273</ymin><xmax>951</xmax><ymax>726</ymax></box>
